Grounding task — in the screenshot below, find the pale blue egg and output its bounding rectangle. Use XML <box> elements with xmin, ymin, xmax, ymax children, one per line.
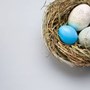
<box><xmin>58</xmin><ymin>25</ymin><xmax>78</xmax><ymax>45</ymax></box>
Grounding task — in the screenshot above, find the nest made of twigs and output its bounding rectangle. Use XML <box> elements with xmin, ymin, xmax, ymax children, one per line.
<box><xmin>42</xmin><ymin>0</ymin><xmax>90</xmax><ymax>67</ymax></box>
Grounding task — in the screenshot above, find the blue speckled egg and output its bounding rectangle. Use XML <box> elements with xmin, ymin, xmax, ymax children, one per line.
<box><xmin>58</xmin><ymin>25</ymin><xmax>78</xmax><ymax>45</ymax></box>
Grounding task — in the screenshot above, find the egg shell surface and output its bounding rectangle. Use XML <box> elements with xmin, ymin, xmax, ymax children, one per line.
<box><xmin>58</xmin><ymin>25</ymin><xmax>78</xmax><ymax>45</ymax></box>
<box><xmin>68</xmin><ymin>4</ymin><xmax>90</xmax><ymax>31</ymax></box>
<box><xmin>79</xmin><ymin>27</ymin><xmax>90</xmax><ymax>48</ymax></box>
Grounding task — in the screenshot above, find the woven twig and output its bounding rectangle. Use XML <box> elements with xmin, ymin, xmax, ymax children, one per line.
<box><xmin>43</xmin><ymin>0</ymin><xmax>90</xmax><ymax>67</ymax></box>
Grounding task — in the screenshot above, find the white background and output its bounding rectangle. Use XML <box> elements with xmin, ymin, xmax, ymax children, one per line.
<box><xmin>0</xmin><ymin>0</ymin><xmax>90</xmax><ymax>90</ymax></box>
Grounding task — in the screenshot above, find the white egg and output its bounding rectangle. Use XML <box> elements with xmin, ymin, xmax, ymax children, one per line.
<box><xmin>79</xmin><ymin>27</ymin><xmax>90</xmax><ymax>48</ymax></box>
<box><xmin>68</xmin><ymin>4</ymin><xmax>90</xmax><ymax>31</ymax></box>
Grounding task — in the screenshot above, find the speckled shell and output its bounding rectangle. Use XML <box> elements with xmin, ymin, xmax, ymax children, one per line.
<box><xmin>79</xmin><ymin>27</ymin><xmax>90</xmax><ymax>48</ymax></box>
<box><xmin>68</xmin><ymin>4</ymin><xmax>90</xmax><ymax>31</ymax></box>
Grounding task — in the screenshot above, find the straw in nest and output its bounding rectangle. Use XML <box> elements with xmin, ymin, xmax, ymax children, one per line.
<box><xmin>42</xmin><ymin>0</ymin><xmax>90</xmax><ymax>67</ymax></box>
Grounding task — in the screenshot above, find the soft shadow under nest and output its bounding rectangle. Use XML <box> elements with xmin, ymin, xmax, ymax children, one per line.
<box><xmin>43</xmin><ymin>0</ymin><xmax>90</xmax><ymax>67</ymax></box>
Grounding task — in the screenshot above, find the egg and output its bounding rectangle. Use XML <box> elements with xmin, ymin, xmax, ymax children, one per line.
<box><xmin>79</xmin><ymin>27</ymin><xmax>90</xmax><ymax>48</ymax></box>
<box><xmin>58</xmin><ymin>25</ymin><xmax>78</xmax><ymax>45</ymax></box>
<box><xmin>68</xmin><ymin>4</ymin><xmax>90</xmax><ymax>31</ymax></box>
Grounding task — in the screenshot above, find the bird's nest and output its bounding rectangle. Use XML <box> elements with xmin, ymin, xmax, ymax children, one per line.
<box><xmin>42</xmin><ymin>0</ymin><xmax>90</xmax><ymax>67</ymax></box>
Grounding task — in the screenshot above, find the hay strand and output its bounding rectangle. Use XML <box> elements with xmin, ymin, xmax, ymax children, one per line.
<box><xmin>43</xmin><ymin>0</ymin><xmax>90</xmax><ymax>67</ymax></box>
